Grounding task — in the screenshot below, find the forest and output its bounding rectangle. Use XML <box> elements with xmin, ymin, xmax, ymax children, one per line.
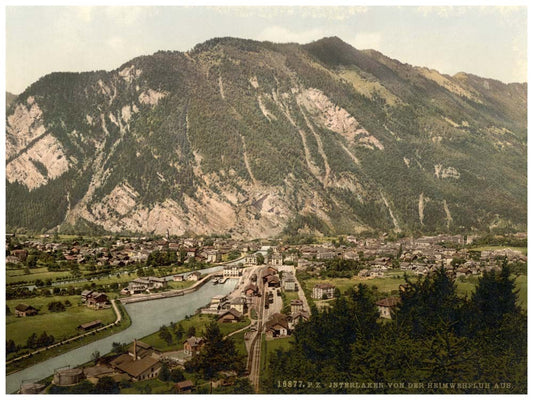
<box><xmin>263</xmin><ymin>262</ymin><xmax>526</xmax><ymax>394</ymax></box>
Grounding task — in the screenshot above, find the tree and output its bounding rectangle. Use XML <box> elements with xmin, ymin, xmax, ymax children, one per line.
<box><xmin>175</xmin><ymin>323</ymin><xmax>185</xmax><ymax>341</ymax></box>
<box><xmin>170</xmin><ymin>368</ymin><xmax>185</xmax><ymax>382</ymax></box>
<box><xmin>159</xmin><ymin>363</ymin><xmax>171</xmax><ymax>381</ymax></box>
<box><xmin>26</xmin><ymin>255</ymin><xmax>38</xmax><ymax>268</ymax></box>
<box><xmin>112</xmin><ymin>342</ymin><xmax>127</xmax><ymax>354</ymax></box>
<box><xmin>6</xmin><ymin>339</ymin><xmax>18</xmax><ymax>354</ymax></box>
<box><xmin>159</xmin><ymin>325</ymin><xmax>173</xmax><ymax>346</ymax></box>
<box><xmin>470</xmin><ymin>261</ymin><xmax>520</xmax><ymax>332</ymax></box>
<box><xmin>91</xmin><ymin>350</ymin><xmax>101</xmax><ymax>364</ymax></box>
<box><xmin>231</xmin><ymin>377</ymin><xmax>254</xmax><ymax>393</ymax></box>
<box><xmin>256</xmin><ymin>253</ymin><xmax>265</xmax><ymax>265</ymax></box>
<box><xmin>187</xmin><ymin>326</ymin><xmax>196</xmax><ymax>338</ymax></box>
<box><xmin>26</xmin><ymin>333</ymin><xmax>38</xmax><ymax>349</ymax></box>
<box><xmin>395</xmin><ymin>267</ymin><xmax>464</xmax><ymax>338</ymax></box>
<box><xmin>48</xmin><ymin>301</ymin><xmax>66</xmax><ymax>312</ymax></box>
<box><xmin>93</xmin><ymin>376</ymin><xmax>119</xmax><ymax>394</ymax></box>
<box><xmin>185</xmin><ymin>321</ymin><xmax>245</xmax><ymax>381</ymax></box>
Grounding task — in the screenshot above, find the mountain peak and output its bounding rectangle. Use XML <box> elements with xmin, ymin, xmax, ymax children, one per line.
<box><xmin>5</xmin><ymin>36</ymin><xmax>526</xmax><ymax>237</ymax></box>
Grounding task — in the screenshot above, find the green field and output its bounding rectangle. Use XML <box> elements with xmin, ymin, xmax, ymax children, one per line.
<box><xmin>139</xmin><ymin>313</ymin><xmax>250</xmax><ymax>353</ymax></box>
<box><xmin>304</xmin><ymin>270</ymin><xmax>415</xmax><ymax>297</ymax></box>
<box><xmin>167</xmin><ymin>280</ymin><xmax>195</xmax><ymax>290</ymax></box>
<box><xmin>7</xmin><ymin>301</ymin><xmax>131</xmax><ymax>375</ymax></box>
<box><xmin>302</xmin><ymin>270</ymin><xmax>527</xmax><ymax>309</ymax></box>
<box><xmin>6</xmin><ymin>268</ymin><xmax>73</xmax><ymax>284</ymax></box>
<box><xmin>6</xmin><ymin>295</ymin><xmax>116</xmax><ymax>347</ymax></box>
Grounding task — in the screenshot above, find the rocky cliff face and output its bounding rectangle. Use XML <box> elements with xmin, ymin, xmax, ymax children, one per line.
<box><xmin>6</xmin><ymin>37</ymin><xmax>527</xmax><ymax>237</ymax></box>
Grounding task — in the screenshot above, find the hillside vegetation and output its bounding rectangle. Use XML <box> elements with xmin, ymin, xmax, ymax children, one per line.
<box><xmin>6</xmin><ymin>37</ymin><xmax>527</xmax><ymax>238</ymax></box>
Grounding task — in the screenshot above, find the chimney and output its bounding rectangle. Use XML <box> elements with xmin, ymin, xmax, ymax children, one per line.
<box><xmin>133</xmin><ymin>339</ymin><xmax>137</xmax><ymax>360</ymax></box>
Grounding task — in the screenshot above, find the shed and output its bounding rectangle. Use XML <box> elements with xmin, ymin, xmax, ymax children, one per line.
<box><xmin>77</xmin><ymin>320</ymin><xmax>103</xmax><ymax>331</ymax></box>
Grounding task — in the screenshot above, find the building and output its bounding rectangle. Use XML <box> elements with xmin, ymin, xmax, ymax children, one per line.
<box><xmin>290</xmin><ymin>299</ymin><xmax>304</xmax><ymax>314</ymax></box>
<box><xmin>376</xmin><ymin>297</ymin><xmax>401</xmax><ymax>319</ymax></box>
<box><xmin>15</xmin><ymin>304</ymin><xmax>38</xmax><ymax>317</ymax></box>
<box><xmin>77</xmin><ymin>320</ymin><xmax>103</xmax><ymax>331</ymax></box>
<box><xmin>244</xmin><ymin>253</ymin><xmax>259</xmax><ymax>265</ymax></box>
<box><xmin>11</xmin><ymin>249</ymin><xmax>28</xmax><ymax>262</ymax></box>
<box><xmin>173</xmin><ymin>274</ymin><xmax>184</xmax><ymax>282</ymax></box>
<box><xmin>187</xmin><ymin>272</ymin><xmax>202</xmax><ymax>281</ymax></box>
<box><xmin>208</xmin><ymin>295</ymin><xmax>227</xmax><ymax>312</ymax></box>
<box><xmin>265</xmin><ymin>313</ymin><xmax>290</xmax><ymax>338</ymax></box>
<box><xmin>20</xmin><ymin>382</ymin><xmax>46</xmax><ymax>394</ymax></box>
<box><xmin>218</xmin><ymin>308</ymin><xmax>243</xmax><ymax>323</ymax></box>
<box><xmin>282</xmin><ymin>273</ymin><xmax>297</xmax><ymax>291</ymax></box>
<box><xmin>270</xmin><ymin>253</ymin><xmax>283</xmax><ymax>266</ymax></box>
<box><xmin>86</xmin><ymin>292</ymin><xmax>109</xmax><ymax>309</ymax></box>
<box><xmin>243</xmin><ymin>283</ymin><xmax>259</xmax><ymax>297</ymax></box>
<box><xmin>127</xmin><ymin>276</ymin><xmax>167</xmax><ymax>294</ymax></box>
<box><xmin>312</xmin><ymin>283</ymin><xmax>335</xmax><ymax>300</ymax></box>
<box><xmin>110</xmin><ymin>340</ymin><xmax>162</xmax><ymax>382</ymax></box>
<box><xmin>175</xmin><ymin>380</ymin><xmax>194</xmax><ymax>393</ymax></box>
<box><xmin>288</xmin><ymin>311</ymin><xmax>310</xmax><ymax>329</ymax></box>
<box><xmin>227</xmin><ymin>297</ymin><xmax>247</xmax><ymax>314</ymax></box>
<box><xmin>206</xmin><ymin>250</ymin><xmax>221</xmax><ymax>263</ymax></box>
<box><xmin>183</xmin><ymin>337</ymin><xmax>205</xmax><ymax>357</ymax></box>
<box><xmin>223</xmin><ymin>264</ymin><xmax>244</xmax><ymax>278</ymax></box>
<box><xmin>53</xmin><ymin>368</ymin><xmax>84</xmax><ymax>386</ymax></box>
<box><xmin>266</xmin><ymin>275</ymin><xmax>281</xmax><ymax>288</ymax></box>
<box><xmin>186</xmin><ymin>248</ymin><xmax>197</xmax><ymax>259</ymax></box>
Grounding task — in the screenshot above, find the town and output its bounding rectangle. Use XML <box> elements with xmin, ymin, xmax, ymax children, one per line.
<box><xmin>5</xmin><ymin>232</ymin><xmax>527</xmax><ymax>394</ymax></box>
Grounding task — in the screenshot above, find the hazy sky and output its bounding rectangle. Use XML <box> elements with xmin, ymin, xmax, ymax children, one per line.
<box><xmin>5</xmin><ymin>5</ymin><xmax>527</xmax><ymax>94</ymax></box>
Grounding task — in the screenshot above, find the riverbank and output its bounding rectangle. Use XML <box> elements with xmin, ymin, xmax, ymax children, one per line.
<box><xmin>6</xmin><ymin>300</ymin><xmax>131</xmax><ymax>376</ymax></box>
<box><xmin>120</xmin><ymin>271</ymin><xmax>217</xmax><ymax>304</ymax></box>
<box><xmin>6</xmin><ymin>279</ymin><xmax>237</xmax><ymax>394</ymax></box>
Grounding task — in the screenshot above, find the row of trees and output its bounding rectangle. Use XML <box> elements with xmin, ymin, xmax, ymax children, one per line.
<box><xmin>158</xmin><ymin>322</ymin><xmax>196</xmax><ymax>346</ymax></box>
<box><xmin>264</xmin><ymin>262</ymin><xmax>526</xmax><ymax>394</ymax></box>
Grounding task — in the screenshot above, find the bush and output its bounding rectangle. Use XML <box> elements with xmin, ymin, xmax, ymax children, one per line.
<box><xmin>47</xmin><ymin>301</ymin><xmax>66</xmax><ymax>312</ymax></box>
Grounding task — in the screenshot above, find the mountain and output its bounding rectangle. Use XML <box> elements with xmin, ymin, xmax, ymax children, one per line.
<box><xmin>6</xmin><ymin>92</ymin><xmax>17</xmax><ymax>109</ymax></box>
<box><xmin>5</xmin><ymin>37</ymin><xmax>527</xmax><ymax>238</ymax></box>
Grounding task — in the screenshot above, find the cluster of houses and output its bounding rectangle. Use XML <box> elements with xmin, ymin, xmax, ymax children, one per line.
<box><xmin>81</xmin><ymin>290</ymin><xmax>110</xmax><ymax>309</ymax></box>
<box><xmin>6</xmin><ymin>235</ymin><xmax>245</xmax><ymax>269</ymax></box>
<box><xmin>121</xmin><ymin>276</ymin><xmax>167</xmax><ymax>295</ymax></box>
<box><xmin>201</xmin><ymin>294</ymin><xmax>247</xmax><ymax>321</ymax></box>
<box><xmin>293</xmin><ymin>234</ymin><xmax>526</xmax><ymax>280</ymax></box>
<box><xmin>52</xmin><ymin>339</ymin><xmax>195</xmax><ymax>392</ymax></box>
<box><xmin>7</xmin><ymin>233</ymin><xmax>526</xmax><ymax>276</ymax></box>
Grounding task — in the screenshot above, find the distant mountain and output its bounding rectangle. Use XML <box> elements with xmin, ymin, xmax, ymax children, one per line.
<box><xmin>6</xmin><ymin>92</ymin><xmax>17</xmax><ymax>109</ymax></box>
<box><xmin>5</xmin><ymin>37</ymin><xmax>527</xmax><ymax>238</ymax></box>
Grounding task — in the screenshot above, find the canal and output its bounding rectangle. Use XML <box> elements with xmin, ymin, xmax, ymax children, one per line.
<box><xmin>6</xmin><ymin>278</ymin><xmax>237</xmax><ymax>394</ymax></box>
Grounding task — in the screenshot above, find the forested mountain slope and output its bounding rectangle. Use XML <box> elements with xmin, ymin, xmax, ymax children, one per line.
<box><xmin>6</xmin><ymin>37</ymin><xmax>527</xmax><ymax>237</ymax></box>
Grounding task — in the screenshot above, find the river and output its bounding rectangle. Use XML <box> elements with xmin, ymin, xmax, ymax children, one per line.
<box><xmin>6</xmin><ymin>278</ymin><xmax>237</xmax><ymax>394</ymax></box>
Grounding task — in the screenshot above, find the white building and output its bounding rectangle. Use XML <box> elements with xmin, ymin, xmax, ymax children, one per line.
<box><xmin>282</xmin><ymin>273</ymin><xmax>297</xmax><ymax>291</ymax></box>
<box><xmin>312</xmin><ymin>283</ymin><xmax>335</xmax><ymax>300</ymax></box>
<box><xmin>223</xmin><ymin>264</ymin><xmax>244</xmax><ymax>277</ymax></box>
